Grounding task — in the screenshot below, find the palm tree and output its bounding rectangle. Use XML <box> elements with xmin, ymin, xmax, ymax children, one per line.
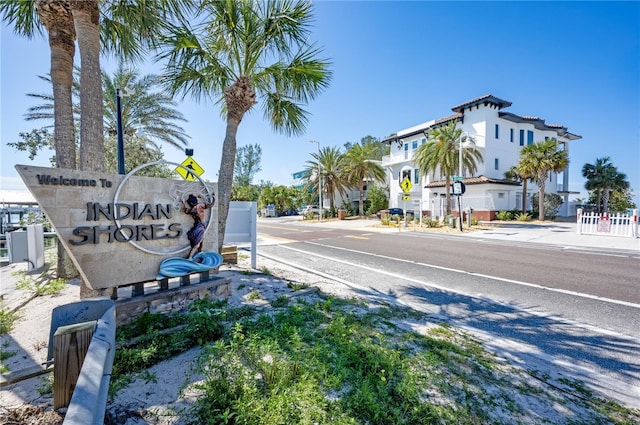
<box><xmin>305</xmin><ymin>147</ymin><xmax>349</xmax><ymax>212</ymax></box>
<box><xmin>505</xmin><ymin>165</ymin><xmax>534</xmax><ymax>213</ymax></box>
<box><xmin>519</xmin><ymin>138</ymin><xmax>569</xmax><ymax>221</ymax></box>
<box><xmin>582</xmin><ymin>157</ymin><xmax>629</xmax><ymax>214</ymax></box>
<box><xmin>25</xmin><ymin>67</ymin><xmax>190</xmax><ymax>154</ymax></box>
<box><xmin>342</xmin><ymin>142</ymin><xmax>386</xmax><ymax>217</ymax></box>
<box><xmin>2</xmin><ymin>0</ymin><xmax>78</xmax><ymax>279</ymax></box>
<box><xmin>159</xmin><ymin>0</ymin><xmax>332</xmax><ymax>249</ymax></box>
<box><xmin>103</xmin><ymin>66</ymin><xmax>190</xmax><ymax>150</ymax></box>
<box><xmin>414</xmin><ymin>121</ymin><xmax>482</xmax><ymax>215</ymax></box>
<box><xmin>70</xmin><ymin>0</ymin><xmax>195</xmax><ymax>173</ymax></box>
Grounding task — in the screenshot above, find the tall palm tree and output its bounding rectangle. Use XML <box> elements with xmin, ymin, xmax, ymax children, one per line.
<box><xmin>69</xmin><ymin>0</ymin><xmax>103</xmax><ymax>171</ymax></box>
<box><xmin>519</xmin><ymin>138</ymin><xmax>569</xmax><ymax>221</ymax></box>
<box><xmin>72</xmin><ymin>0</ymin><xmax>195</xmax><ymax>172</ymax></box>
<box><xmin>159</xmin><ymin>0</ymin><xmax>332</xmax><ymax>249</ymax></box>
<box><xmin>25</xmin><ymin>67</ymin><xmax>190</xmax><ymax>154</ymax></box>
<box><xmin>582</xmin><ymin>157</ymin><xmax>629</xmax><ymax>214</ymax></box>
<box><xmin>103</xmin><ymin>65</ymin><xmax>190</xmax><ymax>150</ymax></box>
<box><xmin>305</xmin><ymin>147</ymin><xmax>348</xmax><ymax>212</ymax></box>
<box><xmin>342</xmin><ymin>142</ymin><xmax>386</xmax><ymax>217</ymax></box>
<box><xmin>505</xmin><ymin>165</ymin><xmax>534</xmax><ymax>213</ymax></box>
<box><xmin>2</xmin><ymin>0</ymin><xmax>78</xmax><ymax>279</ymax></box>
<box><xmin>414</xmin><ymin>121</ymin><xmax>482</xmax><ymax>215</ymax></box>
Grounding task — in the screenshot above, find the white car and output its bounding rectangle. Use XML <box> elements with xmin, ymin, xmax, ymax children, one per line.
<box><xmin>302</xmin><ymin>205</ymin><xmax>328</xmax><ymax>215</ymax></box>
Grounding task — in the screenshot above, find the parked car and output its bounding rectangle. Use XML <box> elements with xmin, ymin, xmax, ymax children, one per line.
<box><xmin>302</xmin><ymin>205</ymin><xmax>319</xmax><ymax>214</ymax></box>
<box><xmin>280</xmin><ymin>208</ymin><xmax>299</xmax><ymax>216</ymax></box>
<box><xmin>377</xmin><ymin>208</ymin><xmax>413</xmax><ymax>218</ymax></box>
<box><xmin>302</xmin><ymin>205</ymin><xmax>329</xmax><ymax>215</ymax></box>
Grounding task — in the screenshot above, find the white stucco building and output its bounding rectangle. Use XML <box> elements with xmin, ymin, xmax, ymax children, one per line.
<box><xmin>381</xmin><ymin>94</ymin><xmax>581</xmax><ymax>220</ymax></box>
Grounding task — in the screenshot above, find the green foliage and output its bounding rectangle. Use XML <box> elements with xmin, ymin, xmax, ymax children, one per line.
<box><xmin>365</xmin><ymin>184</ymin><xmax>389</xmax><ymax>216</ymax></box>
<box><xmin>0</xmin><ymin>307</ymin><xmax>20</xmax><ymax>335</ymax></box>
<box><xmin>532</xmin><ymin>192</ymin><xmax>563</xmax><ymax>220</ymax></box>
<box><xmin>234</xmin><ymin>144</ymin><xmax>262</xmax><ymax>187</ymax></box>
<box><xmin>423</xmin><ymin>217</ymin><xmax>441</xmax><ymax>228</ymax></box>
<box><xmin>516</xmin><ymin>213</ymin><xmax>531</xmax><ymax>222</ymax></box>
<box><xmin>587</xmin><ymin>188</ymin><xmax>636</xmax><ymax>214</ymax></box>
<box><xmin>496</xmin><ymin>210</ymin><xmax>513</xmax><ymax>221</ymax></box>
<box><xmin>470</xmin><ymin>216</ymin><xmax>479</xmax><ymax>226</ymax></box>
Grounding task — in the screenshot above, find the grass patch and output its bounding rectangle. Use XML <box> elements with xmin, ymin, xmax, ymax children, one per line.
<box><xmin>109</xmin><ymin>294</ymin><xmax>640</xmax><ymax>424</ymax></box>
<box><xmin>0</xmin><ymin>307</ymin><xmax>20</xmax><ymax>335</ymax></box>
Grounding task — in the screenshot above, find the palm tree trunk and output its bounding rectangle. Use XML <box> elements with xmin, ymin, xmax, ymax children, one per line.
<box><xmin>71</xmin><ymin>0</ymin><xmax>104</xmax><ymax>172</ymax></box>
<box><xmin>537</xmin><ymin>177</ymin><xmax>546</xmax><ymax>221</ymax></box>
<box><xmin>217</xmin><ymin>119</ymin><xmax>239</xmax><ymax>252</ymax></box>
<box><xmin>444</xmin><ymin>174</ymin><xmax>452</xmax><ymax>215</ymax></box>
<box><xmin>37</xmin><ymin>0</ymin><xmax>78</xmax><ymax>279</ymax></box>
<box><xmin>359</xmin><ymin>181</ymin><xmax>365</xmax><ymax>217</ymax></box>
<box><xmin>521</xmin><ymin>179</ymin><xmax>528</xmax><ymax>213</ymax></box>
<box><xmin>602</xmin><ymin>188</ymin><xmax>610</xmax><ymax>214</ymax></box>
<box><xmin>218</xmin><ymin>77</ymin><xmax>256</xmax><ymax>252</ymax></box>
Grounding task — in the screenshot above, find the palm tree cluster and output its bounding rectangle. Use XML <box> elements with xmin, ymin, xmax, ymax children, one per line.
<box><xmin>304</xmin><ymin>139</ymin><xmax>386</xmax><ymax>217</ymax></box>
<box><xmin>582</xmin><ymin>157</ymin><xmax>630</xmax><ymax>214</ymax></box>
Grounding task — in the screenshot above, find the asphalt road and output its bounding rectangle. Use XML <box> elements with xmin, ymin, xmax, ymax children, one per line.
<box><xmin>255</xmin><ymin>219</ymin><xmax>640</xmax><ymax>408</ymax></box>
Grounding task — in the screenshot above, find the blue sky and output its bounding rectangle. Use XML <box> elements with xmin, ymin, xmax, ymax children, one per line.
<box><xmin>2</xmin><ymin>1</ymin><xmax>639</xmax><ymax>206</ymax></box>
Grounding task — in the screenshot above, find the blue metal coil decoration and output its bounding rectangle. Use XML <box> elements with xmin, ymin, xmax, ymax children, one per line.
<box><xmin>156</xmin><ymin>251</ymin><xmax>224</xmax><ymax>280</ymax></box>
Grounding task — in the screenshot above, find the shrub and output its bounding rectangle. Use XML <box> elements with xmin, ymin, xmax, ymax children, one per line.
<box><xmin>516</xmin><ymin>213</ymin><xmax>531</xmax><ymax>222</ymax></box>
<box><xmin>423</xmin><ymin>217</ymin><xmax>440</xmax><ymax>228</ymax></box>
<box><xmin>496</xmin><ymin>210</ymin><xmax>513</xmax><ymax>221</ymax></box>
<box><xmin>470</xmin><ymin>216</ymin><xmax>479</xmax><ymax>226</ymax></box>
<box><xmin>532</xmin><ymin>193</ymin><xmax>563</xmax><ymax>220</ymax></box>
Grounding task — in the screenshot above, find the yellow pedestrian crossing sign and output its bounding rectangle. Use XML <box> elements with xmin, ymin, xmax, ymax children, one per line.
<box><xmin>176</xmin><ymin>157</ymin><xmax>205</xmax><ymax>181</ymax></box>
<box><xmin>401</xmin><ymin>177</ymin><xmax>413</xmax><ymax>193</ymax></box>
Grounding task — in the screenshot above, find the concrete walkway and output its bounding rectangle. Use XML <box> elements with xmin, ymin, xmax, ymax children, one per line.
<box><xmin>285</xmin><ymin>217</ymin><xmax>640</xmax><ymax>253</ymax></box>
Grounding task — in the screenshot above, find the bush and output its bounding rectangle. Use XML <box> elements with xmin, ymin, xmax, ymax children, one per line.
<box><xmin>496</xmin><ymin>210</ymin><xmax>513</xmax><ymax>221</ymax></box>
<box><xmin>470</xmin><ymin>216</ymin><xmax>479</xmax><ymax>226</ymax></box>
<box><xmin>423</xmin><ymin>217</ymin><xmax>440</xmax><ymax>228</ymax></box>
<box><xmin>515</xmin><ymin>213</ymin><xmax>531</xmax><ymax>222</ymax></box>
<box><xmin>532</xmin><ymin>193</ymin><xmax>563</xmax><ymax>220</ymax></box>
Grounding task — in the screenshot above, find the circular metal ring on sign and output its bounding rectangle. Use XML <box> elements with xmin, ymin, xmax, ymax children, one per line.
<box><xmin>112</xmin><ymin>160</ymin><xmax>214</xmax><ymax>255</ymax></box>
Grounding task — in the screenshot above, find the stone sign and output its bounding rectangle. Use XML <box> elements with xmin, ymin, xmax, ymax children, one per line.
<box><xmin>15</xmin><ymin>164</ymin><xmax>218</xmax><ymax>290</ymax></box>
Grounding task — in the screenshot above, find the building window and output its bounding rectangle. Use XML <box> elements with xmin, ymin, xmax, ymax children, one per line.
<box><xmin>510</xmin><ymin>128</ymin><xmax>514</xmax><ymax>143</ymax></box>
<box><xmin>494</xmin><ymin>158</ymin><xmax>499</xmax><ymax>170</ymax></box>
<box><xmin>527</xmin><ymin>130</ymin><xmax>534</xmax><ymax>145</ymax></box>
<box><xmin>362</xmin><ymin>185</ymin><xmax>367</xmax><ymax>191</ymax></box>
<box><xmin>402</xmin><ymin>169</ymin><xmax>411</xmax><ymax>181</ymax></box>
<box><xmin>421</xmin><ymin>137</ymin><xmax>426</xmax><ymax>145</ymax></box>
<box><xmin>404</xmin><ymin>142</ymin><xmax>409</xmax><ymax>152</ymax></box>
<box><xmin>412</xmin><ymin>139</ymin><xmax>418</xmax><ymax>150</ymax></box>
<box><xmin>498</xmin><ymin>193</ymin><xmax>505</xmax><ymax>199</ymax></box>
<box><xmin>495</xmin><ymin>124</ymin><xmax>499</xmax><ymax>139</ymax></box>
<box><xmin>519</xmin><ymin>130</ymin><xmax>525</xmax><ymax>146</ymax></box>
<box><xmin>545</xmin><ymin>136</ymin><xmax>549</xmax><ymax>141</ymax></box>
<box><xmin>414</xmin><ymin>169</ymin><xmax>419</xmax><ymax>184</ymax></box>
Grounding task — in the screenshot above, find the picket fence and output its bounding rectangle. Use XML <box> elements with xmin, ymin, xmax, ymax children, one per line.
<box><xmin>576</xmin><ymin>208</ymin><xmax>638</xmax><ymax>238</ymax></box>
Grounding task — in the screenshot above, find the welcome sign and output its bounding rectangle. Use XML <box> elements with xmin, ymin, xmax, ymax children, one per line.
<box><xmin>16</xmin><ymin>164</ymin><xmax>218</xmax><ymax>290</ymax></box>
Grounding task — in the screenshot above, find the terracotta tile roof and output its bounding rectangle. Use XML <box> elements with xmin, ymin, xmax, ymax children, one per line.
<box><xmin>424</xmin><ymin>175</ymin><xmax>521</xmax><ymax>188</ymax></box>
<box><xmin>434</xmin><ymin>113</ymin><xmax>462</xmax><ymax>125</ymax></box>
<box><xmin>498</xmin><ymin>112</ymin><xmax>581</xmax><ymax>140</ymax></box>
<box><xmin>451</xmin><ymin>94</ymin><xmax>512</xmax><ymax>112</ymax></box>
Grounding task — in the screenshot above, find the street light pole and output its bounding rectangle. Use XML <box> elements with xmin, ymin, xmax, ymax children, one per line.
<box><xmin>309</xmin><ymin>140</ymin><xmax>322</xmax><ymax>221</ymax></box>
<box><xmin>116</xmin><ymin>87</ymin><xmax>125</xmax><ymax>175</ymax></box>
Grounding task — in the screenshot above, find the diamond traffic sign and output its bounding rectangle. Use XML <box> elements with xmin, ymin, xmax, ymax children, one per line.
<box><xmin>176</xmin><ymin>157</ymin><xmax>204</xmax><ymax>181</ymax></box>
<box><xmin>400</xmin><ymin>177</ymin><xmax>413</xmax><ymax>193</ymax></box>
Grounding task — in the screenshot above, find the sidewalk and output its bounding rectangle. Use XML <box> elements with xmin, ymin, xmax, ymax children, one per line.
<box><xmin>286</xmin><ymin>217</ymin><xmax>640</xmax><ymax>253</ymax></box>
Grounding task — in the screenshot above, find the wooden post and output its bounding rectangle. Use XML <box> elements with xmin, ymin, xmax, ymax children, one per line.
<box><xmin>53</xmin><ymin>321</ymin><xmax>96</xmax><ymax>409</ymax></box>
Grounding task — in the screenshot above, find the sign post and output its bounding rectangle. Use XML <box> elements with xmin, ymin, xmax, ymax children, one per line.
<box><xmin>400</xmin><ymin>177</ymin><xmax>413</xmax><ymax>227</ymax></box>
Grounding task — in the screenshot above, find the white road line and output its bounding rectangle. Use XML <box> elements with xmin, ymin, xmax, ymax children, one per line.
<box><xmin>289</xmin><ymin>241</ymin><xmax>640</xmax><ymax>310</ymax></box>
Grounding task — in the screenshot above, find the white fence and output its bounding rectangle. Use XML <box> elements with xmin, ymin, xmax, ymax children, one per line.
<box><xmin>577</xmin><ymin>208</ymin><xmax>638</xmax><ymax>238</ymax></box>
